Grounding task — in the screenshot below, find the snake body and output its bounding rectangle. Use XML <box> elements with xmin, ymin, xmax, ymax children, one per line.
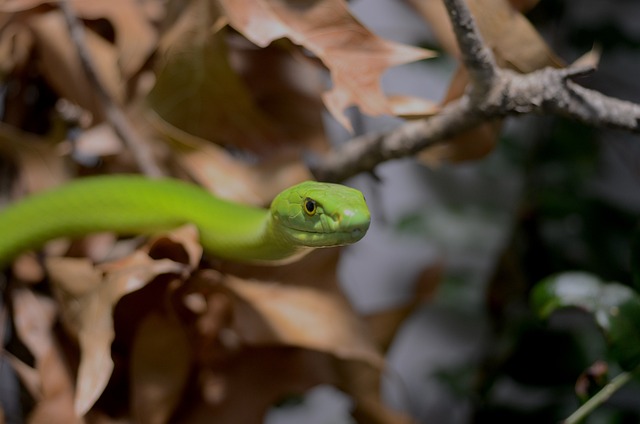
<box><xmin>0</xmin><ymin>176</ymin><xmax>370</xmax><ymax>266</ymax></box>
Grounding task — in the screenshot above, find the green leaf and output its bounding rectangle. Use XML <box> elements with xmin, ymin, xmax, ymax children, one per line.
<box><xmin>608</xmin><ymin>298</ymin><xmax>640</xmax><ymax>371</ymax></box>
<box><xmin>531</xmin><ymin>272</ymin><xmax>640</xmax><ymax>370</ymax></box>
<box><xmin>531</xmin><ymin>272</ymin><xmax>634</xmax><ymax>329</ymax></box>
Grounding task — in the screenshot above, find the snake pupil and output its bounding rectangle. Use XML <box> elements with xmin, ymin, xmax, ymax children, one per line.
<box><xmin>304</xmin><ymin>198</ymin><xmax>316</xmax><ymax>215</ymax></box>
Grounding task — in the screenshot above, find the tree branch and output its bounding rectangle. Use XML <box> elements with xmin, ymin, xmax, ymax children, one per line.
<box><xmin>309</xmin><ymin>0</ymin><xmax>640</xmax><ymax>183</ymax></box>
<box><xmin>442</xmin><ymin>0</ymin><xmax>497</xmax><ymax>91</ymax></box>
<box><xmin>59</xmin><ymin>0</ymin><xmax>163</xmax><ymax>178</ymax></box>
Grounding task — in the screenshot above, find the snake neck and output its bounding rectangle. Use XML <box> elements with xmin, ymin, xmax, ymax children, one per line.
<box><xmin>260</xmin><ymin>217</ymin><xmax>315</xmax><ymax>264</ymax></box>
<box><xmin>196</xmin><ymin>212</ymin><xmax>312</xmax><ymax>265</ymax></box>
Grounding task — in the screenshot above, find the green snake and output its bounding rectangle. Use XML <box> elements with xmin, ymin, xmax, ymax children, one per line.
<box><xmin>0</xmin><ymin>175</ymin><xmax>370</xmax><ymax>266</ymax></box>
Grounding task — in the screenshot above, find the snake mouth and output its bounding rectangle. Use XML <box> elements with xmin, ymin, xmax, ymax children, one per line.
<box><xmin>286</xmin><ymin>225</ymin><xmax>369</xmax><ymax>247</ymax></box>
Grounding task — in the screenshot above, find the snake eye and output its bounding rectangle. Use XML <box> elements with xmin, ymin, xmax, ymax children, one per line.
<box><xmin>304</xmin><ymin>198</ymin><xmax>317</xmax><ymax>216</ymax></box>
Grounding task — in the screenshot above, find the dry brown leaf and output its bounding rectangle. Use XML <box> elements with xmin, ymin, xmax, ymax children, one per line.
<box><xmin>0</xmin><ymin>0</ymin><xmax>155</xmax><ymax>77</ymax></box>
<box><xmin>203</xmin><ymin>250</ymin><xmax>377</xmax><ymax>361</ymax></box>
<box><xmin>406</xmin><ymin>0</ymin><xmax>561</xmax><ymax>71</ymax></box>
<box><xmin>148</xmin><ymin>110</ymin><xmax>313</xmax><ymax>206</ymax></box>
<box><xmin>229</xmin><ymin>40</ymin><xmax>328</xmax><ymax>150</ymax></box>
<box><xmin>180</xmin><ymin>248</ymin><xmax>407</xmax><ymax>422</ymax></box>
<box><xmin>388</xmin><ymin>94</ymin><xmax>440</xmax><ymax>120</ymax></box>
<box><xmin>148</xmin><ymin>0</ymin><xmax>282</xmax><ymax>152</ymax></box>
<box><xmin>184</xmin><ymin>347</ymin><xmax>410</xmax><ymax>423</ymax></box>
<box><xmin>0</xmin><ymin>20</ymin><xmax>33</xmax><ymax>77</ymax></box>
<box><xmin>184</xmin><ymin>348</ymin><xmax>338</xmax><ymax>423</ymax></box>
<box><xmin>0</xmin><ymin>123</ymin><xmax>69</xmax><ymax>197</ymax></box>
<box><xmin>571</xmin><ymin>45</ymin><xmax>602</xmax><ymax>69</ymax></box>
<box><xmin>47</xmin><ymin>249</ymin><xmax>186</xmax><ymax>416</ymax></box>
<box><xmin>222</xmin><ymin>278</ymin><xmax>408</xmax><ymax>421</ymax></box>
<box><xmin>25</xmin><ymin>9</ymin><xmax>123</xmax><ymax>121</ymax></box>
<box><xmin>0</xmin><ymin>0</ymin><xmax>57</xmax><ymax>12</ymax></box>
<box><xmin>11</xmin><ymin>289</ymin><xmax>80</xmax><ymax>424</ymax></box>
<box><xmin>11</xmin><ymin>289</ymin><xmax>57</xmax><ymax>359</ymax></box>
<box><xmin>46</xmin><ymin>257</ymin><xmax>113</xmax><ymax>417</ymax></box>
<box><xmin>130</xmin><ymin>311</ymin><xmax>191</xmax><ymax>424</ymax></box>
<box><xmin>150</xmin><ymin>113</ymin><xmax>312</xmax><ymax>205</ymax></box>
<box><xmin>145</xmin><ymin>224</ymin><xmax>203</xmax><ymax>269</ymax></box>
<box><xmin>225</xmin><ymin>275</ymin><xmax>383</xmax><ymax>367</ymax></box>
<box><xmin>469</xmin><ymin>0</ymin><xmax>562</xmax><ymax>72</ymax></box>
<box><xmin>69</xmin><ymin>0</ymin><xmax>157</xmax><ymax>78</ymax></box>
<box><xmin>148</xmin><ymin>114</ymin><xmax>268</xmax><ymax>205</ymax></box>
<box><xmin>218</xmin><ymin>0</ymin><xmax>435</xmax><ymax>131</ymax></box>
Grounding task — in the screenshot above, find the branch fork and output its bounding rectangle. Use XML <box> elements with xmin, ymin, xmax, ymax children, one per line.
<box><xmin>310</xmin><ymin>0</ymin><xmax>640</xmax><ymax>182</ymax></box>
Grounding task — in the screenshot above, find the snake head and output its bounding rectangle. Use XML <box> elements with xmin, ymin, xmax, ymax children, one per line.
<box><xmin>270</xmin><ymin>181</ymin><xmax>371</xmax><ymax>247</ymax></box>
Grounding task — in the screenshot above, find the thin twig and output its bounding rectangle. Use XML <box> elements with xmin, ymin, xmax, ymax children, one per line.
<box><xmin>564</xmin><ymin>371</ymin><xmax>636</xmax><ymax>424</ymax></box>
<box><xmin>312</xmin><ymin>98</ymin><xmax>479</xmax><ymax>182</ymax></box>
<box><xmin>59</xmin><ymin>0</ymin><xmax>163</xmax><ymax>177</ymax></box>
<box><xmin>442</xmin><ymin>0</ymin><xmax>497</xmax><ymax>91</ymax></box>
<box><xmin>309</xmin><ymin>0</ymin><xmax>640</xmax><ymax>183</ymax></box>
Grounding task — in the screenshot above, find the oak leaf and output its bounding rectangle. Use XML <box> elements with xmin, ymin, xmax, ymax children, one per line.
<box><xmin>218</xmin><ymin>0</ymin><xmax>435</xmax><ymax>131</ymax></box>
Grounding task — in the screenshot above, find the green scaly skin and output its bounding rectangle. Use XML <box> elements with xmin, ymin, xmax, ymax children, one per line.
<box><xmin>0</xmin><ymin>175</ymin><xmax>371</xmax><ymax>266</ymax></box>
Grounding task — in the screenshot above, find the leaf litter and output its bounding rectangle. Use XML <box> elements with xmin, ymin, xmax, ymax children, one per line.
<box><xmin>0</xmin><ymin>0</ymin><xmax>564</xmax><ymax>421</ymax></box>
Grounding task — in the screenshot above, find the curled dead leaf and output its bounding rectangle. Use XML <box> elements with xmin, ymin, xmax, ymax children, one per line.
<box><xmin>0</xmin><ymin>122</ymin><xmax>68</xmax><ymax>196</ymax></box>
<box><xmin>146</xmin><ymin>224</ymin><xmax>203</xmax><ymax>269</ymax></box>
<box><xmin>47</xmin><ymin>247</ymin><xmax>187</xmax><ymax>416</ymax></box>
<box><xmin>225</xmin><ymin>275</ymin><xmax>383</xmax><ymax>367</ymax></box>
<box><xmin>68</xmin><ymin>0</ymin><xmax>157</xmax><ymax>78</ymax></box>
<box><xmin>11</xmin><ymin>288</ymin><xmax>79</xmax><ymax>423</ymax></box>
<box><xmin>0</xmin><ymin>0</ymin><xmax>157</xmax><ymax>109</ymax></box>
<box><xmin>571</xmin><ymin>45</ymin><xmax>602</xmax><ymax>70</ymax></box>
<box><xmin>26</xmin><ymin>9</ymin><xmax>123</xmax><ymax>121</ymax></box>
<box><xmin>0</xmin><ymin>21</ymin><xmax>33</xmax><ymax>77</ymax></box>
<box><xmin>219</xmin><ymin>0</ymin><xmax>434</xmax><ymax>131</ymax></box>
